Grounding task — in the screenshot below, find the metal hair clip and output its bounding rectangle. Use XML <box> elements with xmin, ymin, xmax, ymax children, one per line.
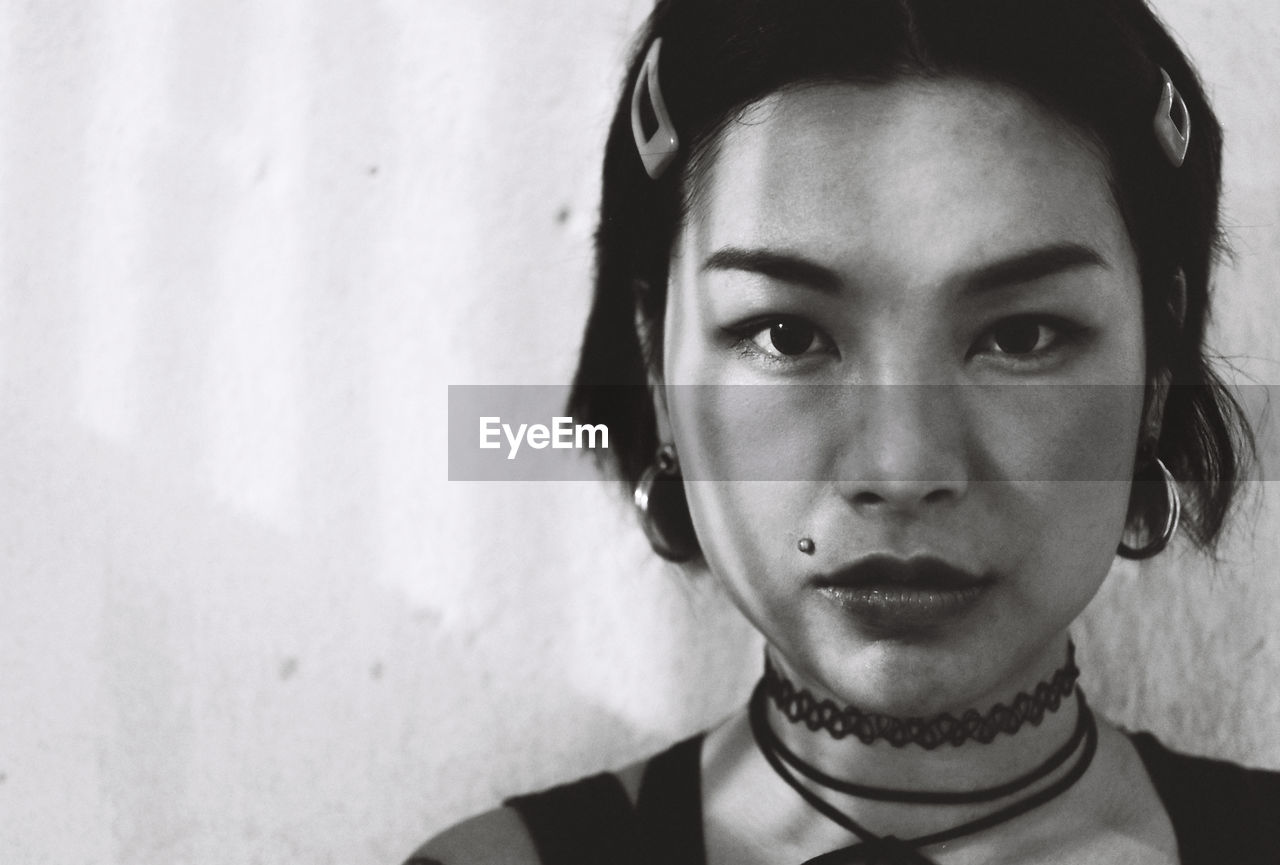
<box><xmin>1154</xmin><ymin>68</ymin><xmax>1190</xmax><ymax>168</ymax></box>
<box><xmin>631</xmin><ymin>38</ymin><xmax>680</xmax><ymax>179</ymax></box>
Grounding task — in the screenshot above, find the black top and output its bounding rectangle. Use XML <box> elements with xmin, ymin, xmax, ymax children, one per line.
<box><xmin>496</xmin><ymin>732</ymin><xmax>1280</xmax><ymax>865</ymax></box>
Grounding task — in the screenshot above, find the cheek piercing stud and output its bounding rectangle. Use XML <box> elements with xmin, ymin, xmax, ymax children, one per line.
<box><xmin>797</xmin><ymin>538</ymin><xmax>816</xmax><ymax>555</ymax></box>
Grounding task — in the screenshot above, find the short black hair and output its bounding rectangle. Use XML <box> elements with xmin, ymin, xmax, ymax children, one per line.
<box><xmin>568</xmin><ymin>0</ymin><xmax>1254</xmax><ymax>557</ymax></box>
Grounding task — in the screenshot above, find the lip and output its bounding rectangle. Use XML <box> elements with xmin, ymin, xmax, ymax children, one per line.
<box><xmin>814</xmin><ymin>554</ymin><xmax>993</xmax><ymax>633</ymax></box>
<box><xmin>818</xmin><ymin>554</ymin><xmax>990</xmax><ymax>590</ymax></box>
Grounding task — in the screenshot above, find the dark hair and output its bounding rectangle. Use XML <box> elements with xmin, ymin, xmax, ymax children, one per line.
<box><xmin>568</xmin><ymin>0</ymin><xmax>1254</xmax><ymax>557</ymax></box>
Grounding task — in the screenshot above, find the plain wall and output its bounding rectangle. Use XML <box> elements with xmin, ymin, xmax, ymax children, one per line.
<box><xmin>0</xmin><ymin>1</ymin><xmax>1277</xmax><ymax>863</ymax></box>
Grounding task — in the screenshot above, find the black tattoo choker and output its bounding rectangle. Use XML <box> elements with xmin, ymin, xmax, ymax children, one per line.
<box><xmin>750</xmin><ymin>642</ymin><xmax>1095</xmax><ymax>864</ymax></box>
<box><xmin>762</xmin><ymin>641</ymin><xmax>1080</xmax><ymax>748</ymax></box>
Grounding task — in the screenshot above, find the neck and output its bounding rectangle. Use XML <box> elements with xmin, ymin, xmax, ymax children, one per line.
<box><xmin>759</xmin><ymin>641</ymin><xmax>1082</xmax><ymax>801</ymax></box>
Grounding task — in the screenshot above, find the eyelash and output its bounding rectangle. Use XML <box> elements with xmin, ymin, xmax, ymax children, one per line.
<box><xmin>972</xmin><ymin>314</ymin><xmax>1088</xmax><ymax>365</ymax></box>
<box><xmin>724</xmin><ymin>315</ymin><xmax>836</xmax><ymax>367</ymax></box>
<box><xmin>724</xmin><ymin>314</ymin><xmax>1087</xmax><ymax>368</ymax></box>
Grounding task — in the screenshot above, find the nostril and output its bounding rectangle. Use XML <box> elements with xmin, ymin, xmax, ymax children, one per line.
<box><xmin>848</xmin><ymin>485</ymin><xmax>957</xmax><ymax>509</ymax></box>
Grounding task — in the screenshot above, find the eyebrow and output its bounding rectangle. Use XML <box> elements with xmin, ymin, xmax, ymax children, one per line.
<box><xmin>701</xmin><ymin>242</ymin><xmax>1109</xmax><ymax>295</ymax></box>
<box><xmin>702</xmin><ymin>247</ymin><xmax>842</xmax><ymax>293</ymax></box>
<box><xmin>964</xmin><ymin>243</ymin><xmax>1109</xmax><ymax>295</ymax></box>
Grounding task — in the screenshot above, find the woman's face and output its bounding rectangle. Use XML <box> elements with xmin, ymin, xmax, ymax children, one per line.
<box><xmin>658</xmin><ymin>79</ymin><xmax>1147</xmax><ymax>715</ymax></box>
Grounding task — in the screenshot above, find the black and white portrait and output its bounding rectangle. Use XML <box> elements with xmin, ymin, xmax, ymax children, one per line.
<box><xmin>4</xmin><ymin>2</ymin><xmax>1278</xmax><ymax>863</ymax></box>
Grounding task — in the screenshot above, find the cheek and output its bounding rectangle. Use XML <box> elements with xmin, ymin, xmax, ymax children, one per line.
<box><xmin>662</xmin><ymin>280</ymin><xmax>835</xmax><ymax>597</ymax></box>
<box><xmin>679</xmin><ymin>479</ymin><xmax>814</xmax><ymax>639</ymax></box>
<box><xmin>680</xmin><ymin>481</ymin><xmax>787</xmax><ymax>578</ymax></box>
<box><xmin>668</xmin><ymin>385</ymin><xmax>838</xmax><ymax>483</ymax></box>
<box><xmin>666</xmin><ymin>379</ymin><xmax>842</xmax><ymax>586</ymax></box>
<box><xmin>986</xmin><ymin>382</ymin><xmax>1143</xmax><ymax>597</ymax></box>
<box><xmin>988</xmin><ymin>382</ymin><xmax>1143</xmax><ymax>482</ymax></box>
<box><xmin>666</xmin><ymin>386</ymin><xmax>810</xmax><ymax>590</ymax></box>
<box><xmin>671</xmin><ymin>382</ymin><xmax>1143</xmax><ymax>578</ymax></box>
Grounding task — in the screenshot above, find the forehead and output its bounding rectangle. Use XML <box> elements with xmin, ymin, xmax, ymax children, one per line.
<box><xmin>685</xmin><ymin>79</ymin><xmax>1127</xmax><ymax>278</ymax></box>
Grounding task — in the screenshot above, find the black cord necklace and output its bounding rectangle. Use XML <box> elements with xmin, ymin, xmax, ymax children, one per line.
<box><xmin>748</xmin><ymin>665</ymin><xmax>1098</xmax><ymax>864</ymax></box>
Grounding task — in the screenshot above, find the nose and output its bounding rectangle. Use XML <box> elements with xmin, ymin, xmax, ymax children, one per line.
<box><xmin>832</xmin><ymin>383</ymin><xmax>971</xmax><ymax>513</ymax></box>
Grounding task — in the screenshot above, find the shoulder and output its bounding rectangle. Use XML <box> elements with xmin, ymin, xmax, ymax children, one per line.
<box><xmin>404</xmin><ymin>763</ymin><xmax>650</xmax><ymax>865</ymax></box>
<box><xmin>1129</xmin><ymin>730</ymin><xmax>1280</xmax><ymax>801</ymax></box>
<box><xmin>1127</xmin><ymin>731</ymin><xmax>1280</xmax><ymax>863</ymax></box>
<box><xmin>401</xmin><ymin>736</ymin><xmax>704</xmax><ymax>865</ymax></box>
<box><xmin>405</xmin><ymin>806</ymin><xmax>542</xmax><ymax>865</ymax></box>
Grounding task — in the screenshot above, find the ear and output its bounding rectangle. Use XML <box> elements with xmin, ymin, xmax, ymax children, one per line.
<box><xmin>1140</xmin><ymin>368</ymin><xmax>1171</xmax><ymax>457</ymax></box>
<box><xmin>633</xmin><ymin>279</ymin><xmax>673</xmax><ymax>445</ymax></box>
<box><xmin>1141</xmin><ymin>268</ymin><xmax>1188</xmax><ymax>455</ymax></box>
<box><xmin>1169</xmin><ymin>267</ymin><xmax>1187</xmax><ymax>332</ymax></box>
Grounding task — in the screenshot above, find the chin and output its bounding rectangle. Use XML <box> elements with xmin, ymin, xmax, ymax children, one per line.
<box><xmin>811</xmin><ymin>635</ymin><xmax>1009</xmax><ymax>717</ymax></box>
<box><xmin>841</xmin><ymin>668</ymin><xmax>973</xmax><ymax>718</ymax></box>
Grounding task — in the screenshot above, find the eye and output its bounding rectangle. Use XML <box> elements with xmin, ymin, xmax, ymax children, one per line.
<box><xmin>978</xmin><ymin>315</ymin><xmax>1075</xmax><ymax>358</ymax></box>
<box><xmin>760</xmin><ymin>320</ymin><xmax>816</xmax><ymax>355</ymax></box>
<box><xmin>735</xmin><ymin>316</ymin><xmax>834</xmax><ymax>362</ymax></box>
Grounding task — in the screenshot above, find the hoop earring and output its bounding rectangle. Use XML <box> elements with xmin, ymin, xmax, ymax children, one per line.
<box><xmin>1117</xmin><ymin>457</ymin><xmax>1182</xmax><ymax>560</ymax></box>
<box><xmin>634</xmin><ymin>444</ymin><xmax>699</xmax><ymax>562</ymax></box>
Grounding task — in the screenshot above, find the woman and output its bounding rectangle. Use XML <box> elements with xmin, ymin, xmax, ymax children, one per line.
<box><xmin>415</xmin><ymin>0</ymin><xmax>1277</xmax><ymax>862</ymax></box>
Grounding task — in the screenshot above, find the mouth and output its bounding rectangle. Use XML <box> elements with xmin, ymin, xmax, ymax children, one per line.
<box><xmin>816</xmin><ymin>555</ymin><xmax>991</xmax><ymax>591</ymax></box>
<box><xmin>813</xmin><ymin>555</ymin><xmax>993</xmax><ymax>632</ymax></box>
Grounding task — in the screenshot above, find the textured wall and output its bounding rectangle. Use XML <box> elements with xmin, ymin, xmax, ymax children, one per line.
<box><xmin>0</xmin><ymin>1</ymin><xmax>1276</xmax><ymax>863</ymax></box>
